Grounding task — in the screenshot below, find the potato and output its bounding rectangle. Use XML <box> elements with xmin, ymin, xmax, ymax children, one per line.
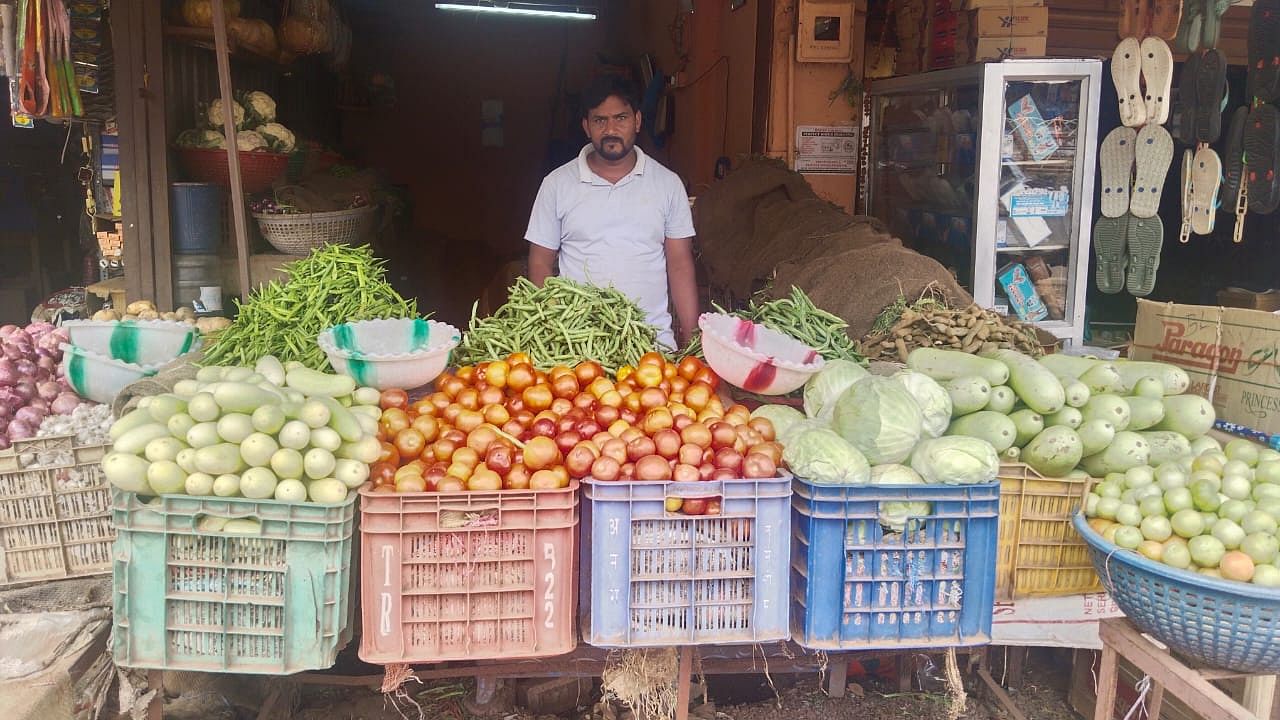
<box><xmin>91</xmin><ymin>309</ymin><xmax>120</xmax><ymax>321</ymax></box>
<box><xmin>138</xmin><ymin>309</ymin><xmax>160</xmax><ymax>320</ymax></box>
<box><xmin>126</xmin><ymin>300</ymin><xmax>156</xmax><ymax>315</ymax></box>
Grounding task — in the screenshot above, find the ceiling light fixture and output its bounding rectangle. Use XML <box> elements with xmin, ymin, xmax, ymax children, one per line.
<box><xmin>435</xmin><ymin>2</ymin><xmax>597</xmax><ymax>20</ymax></box>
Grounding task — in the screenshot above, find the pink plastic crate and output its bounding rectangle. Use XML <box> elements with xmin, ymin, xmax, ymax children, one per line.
<box><xmin>358</xmin><ymin>483</ymin><xmax>579</xmax><ymax>664</ymax></box>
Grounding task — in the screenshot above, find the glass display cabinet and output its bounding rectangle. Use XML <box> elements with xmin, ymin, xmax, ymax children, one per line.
<box><xmin>864</xmin><ymin>59</ymin><xmax>1103</xmax><ymax>347</ymax></box>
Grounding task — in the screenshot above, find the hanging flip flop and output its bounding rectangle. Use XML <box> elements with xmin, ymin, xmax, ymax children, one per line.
<box><xmin>1113</xmin><ymin>38</ymin><xmax>1148</xmax><ymax>128</ymax></box>
<box><xmin>1194</xmin><ymin>49</ymin><xmax>1228</xmax><ymax>144</ymax></box>
<box><xmin>1176</xmin><ymin>51</ymin><xmax>1201</xmax><ymax>143</ymax></box>
<box><xmin>1179</xmin><ymin>148</ymin><xmax>1195</xmax><ymax>243</ymax></box>
<box><xmin>1248</xmin><ymin>0</ymin><xmax>1280</xmax><ymax>104</ymax></box>
<box><xmin>1100</xmin><ymin>126</ymin><xmax>1138</xmax><ymax>218</ymax></box>
<box><xmin>1174</xmin><ymin>0</ymin><xmax>1203</xmax><ymax>53</ymax></box>
<box><xmin>1203</xmin><ymin>0</ymin><xmax>1231</xmax><ymax>50</ymax></box>
<box><xmin>1141</xmin><ymin>37</ymin><xmax>1174</xmax><ymax>125</ymax></box>
<box><xmin>1126</xmin><ymin>215</ymin><xmax>1165</xmax><ymax>297</ymax></box>
<box><xmin>1095</xmin><ymin>214</ymin><xmax>1131</xmax><ymax>294</ymax></box>
<box><xmin>1131</xmin><ymin>124</ymin><xmax>1175</xmax><ymax>218</ymax></box>
<box><xmin>1221</xmin><ymin>106</ymin><xmax>1249</xmax><ymax>210</ymax></box>
<box><xmin>1150</xmin><ymin>0</ymin><xmax>1184</xmax><ymax>40</ymax></box>
<box><xmin>1245</xmin><ymin>103</ymin><xmax>1280</xmax><ymax>215</ymax></box>
<box><xmin>1189</xmin><ymin>146</ymin><xmax>1223</xmax><ymax>234</ymax></box>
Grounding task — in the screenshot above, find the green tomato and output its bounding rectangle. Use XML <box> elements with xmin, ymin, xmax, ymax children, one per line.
<box><xmin>1162</xmin><ymin>542</ymin><xmax>1192</xmax><ymax>569</ymax></box>
<box><xmin>1140</xmin><ymin>515</ymin><xmax>1173</xmax><ymax>542</ymax></box>
<box><xmin>1189</xmin><ymin>535</ymin><xmax>1227</xmax><ymax>568</ymax></box>
<box><xmin>1164</xmin><ymin>487</ymin><xmax>1194</xmax><ymax>514</ymax></box>
<box><xmin>1191</xmin><ymin>479</ymin><xmax>1222</xmax><ymax>512</ymax></box>
<box><xmin>1211</xmin><ymin>518</ymin><xmax>1247</xmax><ymax>550</ymax></box>
<box><xmin>1241</xmin><ymin>533</ymin><xmax>1279</xmax><ymax>565</ymax></box>
<box><xmin>1242</xmin><ymin>510</ymin><xmax>1279</xmax><ymax>535</ymax></box>
<box><xmin>1139</xmin><ymin>496</ymin><xmax>1168</xmax><ymax>518</ymax></box>
<box><xmin>1257</xmin><ymin>461</ymin><xmax>1280</xmax><ymax>485</ymax></box>
<box><xmin>1171</xmin><ymin>508</ymin><xmax>1206</xmax><ymax>539</ymax></box>
<box><xmin>1096</xmin><ymin>497</ymin><xmax>1122</xmax><ymax>521</ymax></box>
<box><xmin>1125</xmin><ymin>466</ymin><xmax>1156</xmax><ymax>489</ymax></box>
<box><xmin>1225</xmin><ymin>439</ymin><xmax>1261</xmax><ymax>467</ymax></box>
<box><xmin>1096</xmin><ymin>481</ymin><xmax>1123</xmax><ymax>499</ymax></box>
<box><xmin>1252</xmin><ymin>564</ymin><xmax>1280</xmax><ymax>587</ymax></box>
<box><xmin>1221</xmin><ymin>474</ymin><xmax>1253</xmax><ymax>501</ymax></box>
<box><xmin>1220</xmin><ymin>499</ymin><xmax>1250</xmax><ymax>524</ymax></box>
<box><xmin>1114</xmin><ymin>526</ymin><xmax>1144</xmax><ymax>550</ymax></box>
<box><xmin>1115</xmin><ymin>504</ymin><xmax>1143</xmax><ymax>527</ymax></box>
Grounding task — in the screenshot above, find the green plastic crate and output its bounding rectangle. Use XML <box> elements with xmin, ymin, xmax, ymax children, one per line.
<box><xmin>111</xmin><ymin>489</ymin><xmax>357</xmax><ymax>674</ymax></box>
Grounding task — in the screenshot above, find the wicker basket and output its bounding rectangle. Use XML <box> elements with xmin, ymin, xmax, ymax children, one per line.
<box><xmin>175</xmin><ymin>148</ymin><xmax>289</xmax><ymax>194</ymax></box>
<box><xmin>253</xmin><ymin>204</ymin><xmax>378</xmax><ymax>255</ymax></box>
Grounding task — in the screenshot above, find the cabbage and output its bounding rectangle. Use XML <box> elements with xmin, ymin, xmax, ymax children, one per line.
<box><xmin>207</xmin><ymin>98</ymin><xmax>246</xmax><ymax>130</ymax></box>
<box><xmin>235</xmin><ymin>130</ymin><xmax>269</xmax><ymax>151</ymax></box>
<box><xmin>878</xmin><ymin>500</ymin><xmax>933</xmax><ymax>533</ymax></box>
<box><xmin>243</xmin><ymin>90</ymin><xmax>277</xmax><ymax>124</ymax></box>
<box><xmin>894</xmin><ymin>370</ymin><xmax>953</xmax><ymax>438</ymax></box>
<box><xmin>751</xmin><ymin>404</ymin><xmax>805</xmax><ymax>442</ymax></box>
<box><xmin>778</xmin><ymin>418</ymin><xmax>828</xmax><ymax>445</ymax></box>
<box><xmin>257</xmin><ymin>122</ymin><xmax>296</xmax><ymax>152</ymax></box>
<box><xmin>783</xmin><ymin>427</ymin><xmax>870</xmax><ymax>485</ymax></box>
<box><xmin>832</xmin><ymin>376</ymin><xmax>923</xmax><ymax>465</ymax></box>
<box><xmin>909</xmin><ymin>436</ymin><xmax>1000</xmax><ymax>485</ymax></box>
<box><xmin>803</xmin><ymin>359</ymin><xmax>869</xmax><ymax>421</ymax></box>
<box><xmin>176</xmin><ymin>128</ymin><xmax>226</xmax><ymax>149</ymax></box>
<box><xmin>870</xmin><ymin>464</ymin><xmax>924</xmax><ymax>485</ymax></box>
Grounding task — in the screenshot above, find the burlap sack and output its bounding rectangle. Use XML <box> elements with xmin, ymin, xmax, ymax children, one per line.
<box><xmin>111</xmin><ymin>351</ymin><xmax>203</xmax><ymax>418</ymax></box>
<box><xmin>771</xmin><ymin>239</ymin><xmax>973</xmax><ymax>339</ymax></box>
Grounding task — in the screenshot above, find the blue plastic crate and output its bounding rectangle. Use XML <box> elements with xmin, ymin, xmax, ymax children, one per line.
<box><xmin>582</xmin><ymin>474</ymin><xmax>791</xmax><ymax>648</ymax></box>
<box><xmin>791</xmin><ymin>479</ymin><xmax>999</xmax><ymax>651</ymax></box>
<box><xmin>111</xmin><ymin>490</ymin><xmax>357</xmax><ymax>674</ymax></box>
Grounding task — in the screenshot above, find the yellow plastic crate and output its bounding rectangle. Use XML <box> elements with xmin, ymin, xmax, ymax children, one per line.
<box><xmin>996</xmin><ymin>463</ymin><xmax>1100</xmax><ymax>600</ymax></box>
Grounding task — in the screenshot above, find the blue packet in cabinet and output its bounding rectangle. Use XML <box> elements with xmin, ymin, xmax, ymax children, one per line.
<box><xmin>997</xmin><ymin>263</ymin><xmax>1048</xmax><ymax>322</ymax></box>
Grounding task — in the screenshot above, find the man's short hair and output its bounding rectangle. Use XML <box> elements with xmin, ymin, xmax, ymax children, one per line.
<box><xmin>580</xmin><ymin>74</ymin><xmax>641</xmax><ymax>119</ymax></box>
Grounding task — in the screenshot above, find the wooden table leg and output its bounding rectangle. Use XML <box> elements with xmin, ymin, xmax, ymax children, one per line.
<box><xmin>1244</xmin><ymin>675</ymin><xmax>1277</xmax><ymax>719</ymax></box>
<box><xmin>1007</xmin><ymin>646</ymin><xmax>1028</xmax><ymax>691</ymax></box>
<box><xmin>147</xmin><ymin>669</ymin><xmax>163</xmax><ymax>720</ymax></box>
<box><xmin>828</xmin><ymin>654</ymin><xmax>848</xmax><ymax>698</ymax></box>
<box><xmin>1148</xmin><ymin>683</ymin><xmax>1165</xmax><ymax>720</ymax></box>
<box><xmin>1095</xmin><ymin>645</ymin><xmax>1118</xmax><ymax>720</ymax></box>
<box><xmin>675</xmin><ymin>647</ymin><xmax>693</xmax><ymax>720</ymax></box>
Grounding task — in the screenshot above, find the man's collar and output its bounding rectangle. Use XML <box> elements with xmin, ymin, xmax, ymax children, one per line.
<box><xmin>577</xmin><ymin>143</ymin><xmax>647</xmax><ymax>183</ymax></box>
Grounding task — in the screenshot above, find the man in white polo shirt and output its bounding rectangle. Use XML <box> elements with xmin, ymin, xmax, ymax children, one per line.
<box><xmin>525</xmin><ymin>74</ymin><xmax>698</xmax><ymax>350</ymax></box>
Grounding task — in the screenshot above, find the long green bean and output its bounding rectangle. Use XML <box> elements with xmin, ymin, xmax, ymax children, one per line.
<box><xmin>454</xmin><ymin>277</ymin><xmax>657</xmax><ymax>373</ymax></box>
<box><xmin>681</xmin><ymin>286</ymin><xmax>865</xmax><ymax>364</ymax></box>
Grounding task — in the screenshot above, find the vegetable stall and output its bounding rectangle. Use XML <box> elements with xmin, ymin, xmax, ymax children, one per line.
<box><xmin>4</xmin><ymin>233</ymin><xmax>1280</xmax><ymax>719</ymax></box>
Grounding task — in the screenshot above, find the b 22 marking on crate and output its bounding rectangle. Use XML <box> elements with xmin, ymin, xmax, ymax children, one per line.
<box><xmin>380</xmin><ymin>544</ymin><xmax>396</xmax><ymax>636</ymax></box>
<box><xmin>543</xmin><ymin>542</ymin><xmax>557</xmax><ymax>630</ymax></box>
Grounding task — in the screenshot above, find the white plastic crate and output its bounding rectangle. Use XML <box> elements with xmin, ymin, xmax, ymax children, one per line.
<box><xmin>0</xmin><ymin>435</ymin><xmax>112</xmax><ymax>587</ymax></box>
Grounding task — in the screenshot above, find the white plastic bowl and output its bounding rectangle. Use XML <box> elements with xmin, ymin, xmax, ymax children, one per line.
<box><xmin>698</xmin><ymin>312</ymin><xmax>825</xmax><ymax>395</ymax></box>
<box><xmin>63</xmin><ymin>319</ymin><xmax>201</xmax><ymax>366</ymax></box>
<box><xmin>317</xmin><ymin>318</ymin><xmax>461</xmax><ymax>390</ymax></box>
<box><xmin>60</xmin><ymin>343</ymin><xmax>164</xmax><ymax>404</ymax></box>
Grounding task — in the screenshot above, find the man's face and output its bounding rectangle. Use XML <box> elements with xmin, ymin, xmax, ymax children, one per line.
<box><xmin>583</xmin><ymin>95</ymin><xmax>642</xmax><ymax>162</ymax></box>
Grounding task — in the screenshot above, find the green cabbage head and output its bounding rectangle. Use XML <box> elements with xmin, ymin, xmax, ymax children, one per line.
<box><xmin>909</xmin><ymin>436</ymin><xmax>1000</xmax><ymax>485</ymax></box>
<box><xmin>783</xmin><ymin>426</ymin><xmax>870</xmax><ymax>485</ymax></box>
<box><xmin>750</xmin><ymin>404</ymin><xmax>805</xmax><ymax>443</ymax></box>
<box><xmin>878</xmin><ymin>500</ymin><xmax>933</xmax><ymax>533</ymax></box>
<box><xmin>870</xmin><ymin>464</ymin><xmax>924</xmax><ymax>485</ymax></box>
<box><xmin>894</xmin><ymin>370</ymin><xmax>953</xmax><ymax>438</ymax></box>
<box><xmin>803</xmin><ymin>359</ymin><xmax>869</xmax><ymax>421</ymax></box>
<box><xmin>832</xmin><ymin>376</ymin><xmax>923</xmax><ymax>465</ymax></box>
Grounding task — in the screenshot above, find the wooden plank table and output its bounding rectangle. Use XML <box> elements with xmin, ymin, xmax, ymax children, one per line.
<box><xmin>1094</xmin><ymin>617</ymin><xmax>1278</xmax><ymax>720</ymax></box>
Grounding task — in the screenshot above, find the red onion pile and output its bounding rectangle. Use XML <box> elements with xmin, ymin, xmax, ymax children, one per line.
<box><xmin>0</xmin><ymin>323</ymin><xmax>77</xmax><ymax>449</ymax></box>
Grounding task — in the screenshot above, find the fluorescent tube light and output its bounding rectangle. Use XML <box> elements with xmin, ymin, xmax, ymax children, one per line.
<box><xmin>435</xmin><ymin>3</ymin><xmax>597</xmax><ymax>19</ymax></box>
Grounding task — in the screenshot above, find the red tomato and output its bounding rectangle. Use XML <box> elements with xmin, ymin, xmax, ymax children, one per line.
<box><xmin>677</xmin><ymin>355</ymin><xmax>704</xmax><ymax>382</ymax></box>
<box><xmin>378</xmin><ymin>441</ymin><xmax>401</xmax><ymax>467</ymax></box>
<box><xmin>380</xmin><ymin>408</ymin><xmax>411</xmax><ymax>437</ymax></box>
<box><xmin>370</xmin><ymin>461</ymin><xmax>397</xmax><ymax>486</ymax></box>
<box><xmin>574</xmin><ymin>361</ymin><xmax>604</xmax><ymax>386</ymax></box>
<box><xmin>395</xmin><ymin>429</ymin><xmax>427</xmax><ymax>461</ymax></box>
<box><xmin>638</xmin><ymin>351</ymin><xmax>666</xmax><ymax>368</ymax></box>
<box><xmin>380</xmin><ymin>389</ymin><xmax>409</xmax><ymax>410</ymax></box>
<box><xmin>692</xmin><ymin>367</ymin><xmax>720</xmax><ymax>391</ymax></box>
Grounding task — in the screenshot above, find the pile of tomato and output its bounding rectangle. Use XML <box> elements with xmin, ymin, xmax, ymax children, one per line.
<box><xmin>369</xmin><ymin>352</ymin><xmax>783</xmax><ymax>504</ymax></box>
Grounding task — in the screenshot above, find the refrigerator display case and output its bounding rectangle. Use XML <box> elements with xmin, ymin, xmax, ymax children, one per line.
<box><xmin>864</xmin><ymin>59</ymin><xmax>1103</xmax><ymax>346</ymax></box>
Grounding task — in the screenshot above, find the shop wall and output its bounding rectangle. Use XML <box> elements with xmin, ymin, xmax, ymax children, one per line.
<box><xmin>1046</xmin><ymin>0</ymin><xmax>1250</xmax><ymax>63</ymax></box>
<box><xmin>762</xmin><ymin>1</ymin><xmax>866</xmax><ymax>213</ymax></box>
<box><xmin>614</xmin><ymin>0</ymin><xmax>759</xmax><ymax>194</ymax></box>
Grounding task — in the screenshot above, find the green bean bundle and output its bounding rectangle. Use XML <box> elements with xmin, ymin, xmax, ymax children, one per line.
<box><xmin>455</xmin><ymin>277</ymin><xmax>658</xmax><ymax>373</ymax></box>
<box><xmin>743</xmin><ymin>286</ymin><xmax>865</xmax><ymax>363</ymax></box>
<box><xmin>201</xmin><ymin>244</ymin><xmax>419</xmax><ymax>369</ymax></box>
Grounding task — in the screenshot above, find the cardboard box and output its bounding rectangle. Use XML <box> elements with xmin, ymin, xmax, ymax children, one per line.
<box><xmin>1131</xmin><ymin>299</ymin><xmax>1280</xmax><ymax>436</ymax></box>
<box><xmin>973</xmin><ymin>5</ymin><xmax>1048</xmax><ymax>37</ymax></box>
<box><xmin>973</xmin><ymin>35</ymin><xmax>1048</xmax><ymax>60</ymax></box>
